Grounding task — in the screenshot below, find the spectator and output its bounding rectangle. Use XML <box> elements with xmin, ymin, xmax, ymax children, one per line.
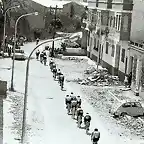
<box><xmin>128</xmin><ymin>72</ymin><xmax>132</xmax><ymax>88</ymax></box>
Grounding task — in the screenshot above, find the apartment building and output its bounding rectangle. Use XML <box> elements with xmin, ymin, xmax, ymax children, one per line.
<box><xmin>82</xmin><ymin>0</ymin><xmax>133</xmax><ymax>81</ymax></box>
<box><xmin>127</xmin><ymin>0</ymin><xmax>144</xmax><ymax>97</ymax></box>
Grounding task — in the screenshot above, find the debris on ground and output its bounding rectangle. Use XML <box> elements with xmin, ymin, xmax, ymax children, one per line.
<box><xmin>79</xmin><ymin>66</ymin><xmax>123</xmax><ymax>86</ymax></box>
<box><xmin>61</xmin><ymin>56</ymin><xmax>85</xmax><ymax>62</ymax></box>
<box><xmin>116</xmin><ymin>116</ymin><xmax>144</xmax><ymax>137</ymax></box>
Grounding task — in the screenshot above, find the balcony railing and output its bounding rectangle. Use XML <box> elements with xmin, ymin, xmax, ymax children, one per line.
<box><xmin>129</xmin><ymin>41</ymin><xmax>143</xmax><ymax>48</ymax></box>
<box><xmin>129</xmin><ymin>41</ymin><xmax>144</xmax><ymax>52</ymax></box>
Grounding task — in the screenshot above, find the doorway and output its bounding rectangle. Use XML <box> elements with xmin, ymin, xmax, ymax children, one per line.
<box><xmin>125</xmin><ymin>56</ymin><xmax>128</xmax><ymax>74</ymax></box>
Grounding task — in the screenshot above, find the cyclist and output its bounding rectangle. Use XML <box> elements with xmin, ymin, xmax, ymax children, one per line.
<box><xmin>84</xmin><ymin>113</ymin><xmax>91</xmax><ymax>133</ymax></box>
<box><xmin>65</xmin><ymin>95</ymin><xmax>72</xmax><ymax>114</ymax></box>
<box><xmin>76</xmin><ymin>106</ymin><xmax>83</xmax><ymax>128</ymax></box>
<box><xmin>91</xmin><ymin>128</ymin><xmax>100</xmax><ymax>144</ymax></box>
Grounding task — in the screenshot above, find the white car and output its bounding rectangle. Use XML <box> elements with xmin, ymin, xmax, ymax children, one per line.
<box><xmin>109</xmin><ymin>101</ymin><xmax>144</xmax><ymax>117</ymax></box>
<box><xmin>11</xmin><ymin>53</ymin><xmax>26</xmax><ymax>61</ymax></box>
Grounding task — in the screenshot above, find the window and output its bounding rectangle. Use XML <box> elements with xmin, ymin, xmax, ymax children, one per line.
<box><xmin>113</xmin><ymin>17</ymin><xmax>115</xmax><ymax>28</ymax></box>
<box><xmin>118</xmin><ymin>15</ymin><xmax>121</xmax><ymax>31</ymax></box>
<box><xmin>134</xmin><ymin>102</ymin><xmax>142</xmax><ymax>108</ymax></box>
<box><xmin>121</xmin><ymin>48</ymin><xmax>125</xmax><ymax>63</ymax></box>
<box><xmin>96</xmin><ymin>40</ymin><xmax>99</xmax><ymax>51</ymax></box>
<box><xmin>111</xmin><ymin>45</ymin><xmax>115</xmax><ymax>57</ymax></box>
<box><xmin>93</xmin><ymin>38</ymin><xmax>96</xmax><ymax>50</ymax></box>
<box><xmin>90</xmin><ymin>37</ymin><xmax>93</xmax><ymax>48</ymax></box>
<box><xmin>122</xmin><ymin>103</ymin><xmax>131</xmax><ymax>108</ymax></box>
<box><xmin>105</xmin><ymin>42</ymin><xmax>109</xmax><ymax>54</ymax></box>
<box><xmin>87</xmin><ymin>31</ymin><xmax>90</xmax><ymax>46</ymax></box>
<box><xmin>115</xmin><ymin>15</ymin><xmax>118</xmax><ymax>29</ymax></box>
<box><xmin>109</xmin><ymin>16</ymin><xmax>113</xmax><ymax>27</ymax></box>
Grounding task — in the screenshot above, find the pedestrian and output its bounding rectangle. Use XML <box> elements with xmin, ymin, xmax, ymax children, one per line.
<box><xmin>128</xmin><ymin>72</ymin><xmax>132</xmax><ymax>88</ymax></box>
<box><xmin>8</xmin><ymin>47</ymin><xmax>11</xmax><ymax>57</ymax></box>
<box><xmin>36</xmin><ymin>50</ymin><xmax>40</xmax><ymax>60</ymax></box>
<box><xmin>36</xmin><ymin>38</ymin><xmax>39</xmax><ymax>45</ymax></box>
<box><xmin>40</xmin><ymin>52</ymin><xmax>44</xmax><ymax>63</ymax></box>
<box><xmin>124</xmin><ymin>74</ymin><xmax>128</xmax><ymax>88</ymax></box>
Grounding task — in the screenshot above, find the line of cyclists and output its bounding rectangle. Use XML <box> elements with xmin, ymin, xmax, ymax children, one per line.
<box><xmin>65</xmin><ymin>93</ymin><xmax>100</xmax><ymax>144</ymax></box>
<box><xmin>35</xmin><ymin>49</ymin><xmax>47</xmax><ymax>65</ymax></box>
<box><xmin>35</xmin><ymin>51</ymin><xmax>100</xmax><ymax>144</ymax></box>
<box><xmin>48</xmin><ymin>58</ymin><xmax>100</xmax><ymax>144</ymax></box>
<box><xmin>49</xmin><ymin>58</ymin><xmax>65</xmax><ymax>90</ymax></box>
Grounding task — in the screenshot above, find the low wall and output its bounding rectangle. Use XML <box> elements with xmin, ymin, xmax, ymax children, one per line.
<box><xmin>63</xmin><ymin>48</ymin><xmax>87</xmax><ymax>56</ymax></box>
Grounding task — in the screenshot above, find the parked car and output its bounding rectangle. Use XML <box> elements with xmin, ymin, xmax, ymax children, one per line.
<box><xmin>109</xmin><ymin>101</ymin><xmax>144</xmax><ymax>117</ymax></box>
<box><xmin>15</xmin><ymin>49</ymin><xmax>24</xmax><ymax>53</ymax></box>
<box><xmin>11</xmin><ymin>53</ymin><xmax>26</xmax><ymax>61</ymax></box>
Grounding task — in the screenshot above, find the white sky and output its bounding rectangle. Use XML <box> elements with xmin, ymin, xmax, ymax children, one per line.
<box><xmin>32</xmin><ymin>0</ymin><xmax>70</xmax><ymax>8</ymax></box>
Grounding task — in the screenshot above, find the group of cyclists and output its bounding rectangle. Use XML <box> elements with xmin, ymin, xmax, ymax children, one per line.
<box><xmin>65</xmin><ymin>93</ymin><xmax>100</xmax><ymax>144</ymax></box>
<box><xmin>35</xmin><ymin>44</ymin><xmax>100</xmax><ymax>144</ymax></box>
<box><xmin>49</xmin><ymin>58</ymin><xmax>65</xmax><ymax>90</ymax></box>
<box><xmin>35</xmin><ymin>49</ymin><xmax>47</xmax><ymax>65</ymax></box>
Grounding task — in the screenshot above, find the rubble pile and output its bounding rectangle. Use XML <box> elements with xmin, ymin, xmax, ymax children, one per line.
<box><xmin>79</xmin><ymin>66</ymin><xmax>122</xmax><ymax>86</ymax></box>
<box><xmin>116</xmin><ymin>116</ymin><xmax>144</xmax><ymax>136</ymax></box>
<box><xmin>62</xmin><ymin>57</ymin><xmax>86</xmax><ymax>63</ymax></box>
<box><xmin>81</xmin><ymin>87</ymin><xmax>114</xmax><ymax>113</ymax></box>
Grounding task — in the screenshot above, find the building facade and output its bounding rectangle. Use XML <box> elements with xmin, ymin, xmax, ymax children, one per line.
<box><xmin>83</xmin><ymin>0</ymin><xmax>133</xmax><ymax>81</ymax></box>
<box><xmin>128</xmin><ymin>41</ymin><xmax>144</xmax><ymax>97</ymax></box>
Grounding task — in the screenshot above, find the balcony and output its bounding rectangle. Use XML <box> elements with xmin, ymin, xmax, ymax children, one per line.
<box><xmin>129</xmin><ymin>41</ymin><xmax>144</xmax><ymax>52</ymax></box>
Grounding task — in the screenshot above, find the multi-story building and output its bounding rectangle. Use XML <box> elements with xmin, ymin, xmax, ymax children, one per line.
<box><xmin>82</xmin><ymin>0</ymin><xmax>144</xmax><ymax>96</ymax></box>
<box><xmin>82</xmin><ymin>0</ymin><xmax>133</xmax><ymax>82</ymax></box>
<box><xmin>127</xmin><ymin>0</ymin><xmax>144</xmax><ymax>97</ymax></box>
<box><xmin>128</xmin><ymin>41</ymin><xmax>144</xmax><ymax>97</ymax></box>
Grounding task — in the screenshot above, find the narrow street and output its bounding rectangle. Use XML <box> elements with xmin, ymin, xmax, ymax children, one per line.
<box><xmin>2</xmin><ymin>41</ymin><xmax>144</xmax><ymax>144</ymax></box>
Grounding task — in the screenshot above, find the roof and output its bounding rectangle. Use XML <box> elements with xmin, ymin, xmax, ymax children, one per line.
<box><xmin>32</xmin><ymin>0</ymin><xmax>71</xmax><ymax>8</ymax></box>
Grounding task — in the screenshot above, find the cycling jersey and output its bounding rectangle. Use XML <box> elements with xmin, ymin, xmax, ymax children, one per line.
<box><xmin>59</xmin><ymin>75</ymin><xmax>64</xmax><ymax>82</ymax></box>
<box><xmin>91</xmin><ymin>131</ymin><xmax>100</xmax><ymax>142</ymax></box>
<box><xmin>77</xmin><ymin>108</ymin><xmax>83</xmax><ymax>116</ymax></box>
<box><xmin>65</xmin><ymin>97</ymin><xmax>71</xmax><ymax>104</ymax></box>
<box><xmin>71</xmin><ymin>100</ymin><xmax>77</xmax><ymax>107</ymax></box>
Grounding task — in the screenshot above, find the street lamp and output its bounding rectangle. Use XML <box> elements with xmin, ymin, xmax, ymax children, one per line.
<box><xmin>10</xmin><ymin>12</ymin><xmax>38</xmax><ymax>91</ymax></box>
<box><xmin>2</xmin><ymin>5</ymin><xmax>20</xmax><ymax>53</ymax></box>
<box><xmin>21</xmin><ymin>36</ymin><xmax>70</xmax><ymax>143</ymax></box>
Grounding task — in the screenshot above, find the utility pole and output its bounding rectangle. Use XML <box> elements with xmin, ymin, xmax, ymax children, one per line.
<box><xmin>97</xmin><ymin>11</ymin><xmax>101</xmax><ymax>69</ymax></box>
<box><xmin>51</xmin><ymin>5</ymin><xmax>57</xmax><ymax>57</ymax></box>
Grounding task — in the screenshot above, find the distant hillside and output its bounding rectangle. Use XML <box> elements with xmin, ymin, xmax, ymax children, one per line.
<box><xmin>1</xmin><ymin>0</ymin><xmax>82</xmax><ymax>41</ymax></box>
